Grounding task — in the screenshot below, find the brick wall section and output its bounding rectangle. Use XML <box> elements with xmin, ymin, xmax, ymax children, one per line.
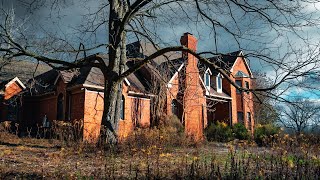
<box><xmin>21</xmin><ymin>78</ymin><xmax>85</xmax><ymax>128</ymax></box>
<box><xmin>83</xmin><ymin>83</ymin><xmax>151</xmax><ymax>143</ymax></box>
<box><xmin>180</xmin><ymin>33</ymin><xmax>207</xmax><ymax>141</ymax></box>
<box><xmin>22</xmin><ymin>95</ymin><xmax>56</xmax><ymax>127</ymax></box>
<box><xmin>4</xmin><ymin>81</ymin><xmax>23</xmax><ymax>100</ymax></box>
<box><xmin>83</xmin><ymin>90</ymin><xmax>104</xmax><ymax>142</ymax></box>
<box><xmin>70</xmin><ymin>90</ymin><xmax>85</xmax><ymax>120</ymax></box>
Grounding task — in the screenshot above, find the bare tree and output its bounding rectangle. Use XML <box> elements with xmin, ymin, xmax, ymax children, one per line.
<box><xmin>1</xmin><ymin>0</ymin><xmax>320</xmax><ymax>143</ymax></box>
<box><xmin>280</xmin><ymin>98</ymin><xmax>320</xmax><ymax>135</ymax></box>
<box><xmin>253</xmin><ymin>71</ymin><xmax>280</xmax><ymax>125</ymax></box>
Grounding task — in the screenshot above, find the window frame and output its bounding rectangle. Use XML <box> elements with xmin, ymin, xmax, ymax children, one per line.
<box><xmin>235</xmin><ymin>80</ymin><xmax>242</xmax><ymax>94</ymax></box>
<box><xmin>237</xmin><ymin>111</ymin><xmax>244</xmax><ymax>124</ymax></box>
<box><xmin>245</xmin><ymin>81</ymin><xmax>250</xmax><ymax>94</ymax></box>
<box><xmin>216</xmin><ymin>74</ymin><xmax>222</xmax><ymax>93</ymax></box>
<box><xmin>204</xmin><ymin>68</ymin><xmax>212</xmax><ymax>88</ymax></box>
<box><xmin>120</xmin><ymin>95</ymin><xmax>125</xmax><ymax>120</ymax></box>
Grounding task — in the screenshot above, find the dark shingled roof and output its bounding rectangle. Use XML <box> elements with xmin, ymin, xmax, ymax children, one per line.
<box><xmin>24</xmin><ymin>41</ymin><xmax>242</xmax><ymax>98</ymax></box>
<box><xmin>208</xmin><ymin>50</ymin><xmax>242</xmax><ymax>75</ymax></box>
<box><xmin>26</xmin><ymin>69</ymin><xmax>59</xmax><ymax>95</ymax></box>
<box><xmin>25</xmin><ymin>53</ymin><xmax>154</xmax><ymax>95</ymax></box>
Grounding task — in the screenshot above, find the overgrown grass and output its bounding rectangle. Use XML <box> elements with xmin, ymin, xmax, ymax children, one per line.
<box><xmin>1</xmin><ymin>120</ymin><xmax>320</xmax><ymax>179</ymax></box>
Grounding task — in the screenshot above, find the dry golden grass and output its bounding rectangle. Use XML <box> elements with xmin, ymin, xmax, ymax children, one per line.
<box><xmin>0</xmin><ymin>131</ymin><xmax>231</xmax><ymax>179</ymax></box>
<box><xmin>1</xmin><ymin>129</ymin><xmax>320</xmax><ymax>179</ymax></box>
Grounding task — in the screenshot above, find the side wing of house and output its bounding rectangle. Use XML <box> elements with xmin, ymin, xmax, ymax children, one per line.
<box><xmin>0</xmin><ymin>77</ymin><xmax>25</xmax><ymax>122</ymax></box>
<box><xmin>83</xmin><ymin>80</ymin><xmax>151</xmax><ymax>143</ymax></box>
<box><xmin>22</xmin><ymin>74</ymin><xmax>85</xmax><ymax>128</ymax></box>
<box><xmin>228</xmin><ymin>53</ymin><xmax>254</xmax><ymax>131</ymax></box>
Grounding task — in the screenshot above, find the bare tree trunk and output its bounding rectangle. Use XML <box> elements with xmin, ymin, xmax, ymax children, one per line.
<box><xmin>101</xmin><ymin>79</ymin><xmax>120</xmax><ymax>144</ymax></box>
<box><xmin>100</xmin><ymin>0</ymin><xmax>128</xmax><ymax>145</ymax></box>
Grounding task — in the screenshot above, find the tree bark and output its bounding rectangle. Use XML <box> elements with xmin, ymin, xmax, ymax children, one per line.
<box><xmin>100</xmin><ymin>0</ymin><xmax>128</xmax><ymax>145</ymax></box>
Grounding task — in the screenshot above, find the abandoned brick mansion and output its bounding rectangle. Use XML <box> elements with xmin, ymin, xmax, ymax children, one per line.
<box><xmin>0</xmin><ymin>33</ymin><xmax>254</xmax><ymax>142</ymax></box>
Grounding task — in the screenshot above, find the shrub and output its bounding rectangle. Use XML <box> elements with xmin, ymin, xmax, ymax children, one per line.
<box><xmin>205</xmin><ymin>121</ymin><xmax>233</xmax><ymax>142</ymax></box>
<box><xmin>122</xmin><ymin>115</ymin><xmax>186</xmax><ymax>148</ymax></box>
<box><xmin>232</xmin><ymin>123</ymin><xmax>249</xmax><ymax>140</ymax></box>
<box><xmin>254</xmin><ymin>124</ymin><xmax>280</xmax><ymax>146</ymax></box>
<box><xmin>162</xmin><ymin>115</ymin><xmax>184</xmax><ymax>134</ymax></box>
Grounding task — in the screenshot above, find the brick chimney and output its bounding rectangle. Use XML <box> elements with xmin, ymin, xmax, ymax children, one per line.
<box><xmin>180</xmin><ymin>33</ymin><xmax>205</xmax><ymax>141</ymax></box>
<box><xmin>180</xmin><ymin>32</ymin><xmax>198</xmax><ymax>64</ymax></box>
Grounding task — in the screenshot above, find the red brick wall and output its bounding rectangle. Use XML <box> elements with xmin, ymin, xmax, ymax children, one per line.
<box><xmin>70</xmin><ymin>90</ymin><xmax>85</xmax><ymax>121</ymax></box>
<box><xmin>228</xmin><ymin>57</ymin><xmax>255</xmax><ymax>131</ymax></box>
<box><xmin>83</xmin><ymin>83</ymin><xmax>151</xmax><ymax>143</ymax></box>
<box><xmin>22</xmin><ymin>95</ymin><xmax>57</xmax><ymax>127</ymax></box>
<box><xmin>21</xmin><ymin>78</ymin><xmax>86</xmax><ymax>128</ymax></box>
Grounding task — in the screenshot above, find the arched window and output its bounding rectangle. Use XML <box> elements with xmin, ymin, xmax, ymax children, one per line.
<box><xmin>205</xmin><ymin>72</ymin><xmax>210</xmax><ymax>87</ymax></box>
<box><xmin>57</xmin><ymin>93</ymin><xmax>64</xmax><ymax>120</ymax></box>
<box><xmin>171</xmin><ymin>99</ymin><xmax>179</xmax><ymax>117</ymax></box>
<box><xmin>120</xmin><ymin>95</ymin><xmax>125</xmax><ymax>120</ymax></box>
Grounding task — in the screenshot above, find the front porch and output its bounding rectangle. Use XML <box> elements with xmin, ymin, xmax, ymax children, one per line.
<box><xmin>206</xmin><ymin>94</ymin><xmax>232</xmax><ymax>127</ymax></box>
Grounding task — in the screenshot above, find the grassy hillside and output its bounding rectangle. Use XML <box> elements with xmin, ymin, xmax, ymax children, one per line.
<box><xmin>0</xmin><ymin>60</ymin><xmax>51</xmax><ymax>83</ymax></box>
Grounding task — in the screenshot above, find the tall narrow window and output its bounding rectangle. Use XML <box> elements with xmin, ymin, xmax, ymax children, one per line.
<box><xmin>237</xmin><ymin>112</ymin><xmax>244</xmax><ymax>124</ymax></box>
<box><xmin>57</xmin><ymin>93</ymin><xmax>64</xmax><ymax>120</ymax></box>
<box><xmin>205</xmin><ymin>72</ymin><xmax>210</xmax><ymax>87</ymax></box>
<box><xmin>171</xmin><ymin>99</ymin><xmax>178</xmax><ymax>116</ymax></box>
<box><xmin>245</xmin><ymin>81</ymin><xmax>250</xmax><ymax>94</ymax></box>
<box><xmin>217</xmin><ymin>75</ymin><xmax>222</xmax><ymax>92</ymax></box>
<box><xmin>120</xmin><ymin>95</ymin><xmax>125</xmax><ymax>120</ymax></box>
<box><xmin>236</xmin><ymin>80</ymin><xmax>242</xmax><ymax>94</ymax></box>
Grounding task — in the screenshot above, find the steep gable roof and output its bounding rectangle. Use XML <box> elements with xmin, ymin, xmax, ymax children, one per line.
<box><xmin>25</xmin><ymin>54</ymin><xmax>153</xmax><ymax>95</ymax></box>
<box><xmin>208</xmin><ymin>50</ymin><xmax>253</xmax><ymax>77</ymax></box>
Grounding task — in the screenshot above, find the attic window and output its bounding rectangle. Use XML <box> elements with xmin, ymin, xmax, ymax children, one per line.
<box><xmin>205</xmin><ymin>73</ymin><xmax>210</xmax><ymax>87</ymax></box>
<box><xmin>204</xmin><ymin>69</ymin><xmax>212</xmax><ymax>87</ymax></box>
<box><xmin>217</xmin><ymin>74</ymin><xmax>222</xmax><ymax>93</ymax></box>
<box><xmin>235</xmin><ymin>71</ymin><xmax>249</xmax><ymax>78</ymax></box>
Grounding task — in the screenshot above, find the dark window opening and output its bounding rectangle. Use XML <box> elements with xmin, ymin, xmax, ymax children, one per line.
<box><xmin>217</xmin><ymin>75</ymin><xmax>222</xmax><ymax>90</ymax></box>
<box><xmin>236</xmin><ymin>80</ymin><xmax>242</xmax><ymax>94</ymax></box>
<box><xmin>205</xmin><ymin>73</ymin><xmax>210</xmax><ymax>86</ymax></box>
<box><xmin>57</xmin><ymin>93</ymin><xmax>64</xmax><ymax>120</ymax></box>
<box><xmin>245</xmin><ymin>81</ymin><xmax>250</xmax><ymax>94</ymax></box>
<box><xmin>172</xmin><ymin>99</ymin><xmax>178</xmax><ymax>116</ymax></box>
<box><xmin>237</xmin><ymin>112</ymin><xmax>244</xmax><ymax>124</ymax></box>
<box><xmin>120</xmin><ymin>95</ymin><xmax>125</xmax><ymax>120</ymax></box>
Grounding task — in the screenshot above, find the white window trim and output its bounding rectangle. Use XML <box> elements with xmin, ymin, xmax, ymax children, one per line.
<box><xmin>204</xmin><ymin>68</ymin><xmax>212</xmax><ymax>88</ymax></box>
<box><xmin>216</xmin><ymin>74</ymin><xmax>222</xmax><ymax>93</ymax></box>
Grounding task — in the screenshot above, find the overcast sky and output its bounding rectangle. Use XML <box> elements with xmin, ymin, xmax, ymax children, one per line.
<box><xmin>2</xmin><ymin>0</ymin><xmax>320</xmax><ymax>101</ymax></box>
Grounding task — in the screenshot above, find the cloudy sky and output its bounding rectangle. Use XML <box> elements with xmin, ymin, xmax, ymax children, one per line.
<box><xmin>1</xmin><ymin>0</ymin><xmax>320</xmax><ymax>101</ymax></box>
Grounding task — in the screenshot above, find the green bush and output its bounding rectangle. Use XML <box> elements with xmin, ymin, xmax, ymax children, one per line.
<box><xmin>205</xmin><ymin>121</ymin><xmax>233</xmax><ymax>142</ymax></box>
<box><xmin>254</xmin><ymin>124</ymin><xmax>280</xmax><ymax>146</ymax></box>
<box><xmin>232</xmin><ymin>123</ymin><xmax>249</xmax><ymax>140</ymax></box>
